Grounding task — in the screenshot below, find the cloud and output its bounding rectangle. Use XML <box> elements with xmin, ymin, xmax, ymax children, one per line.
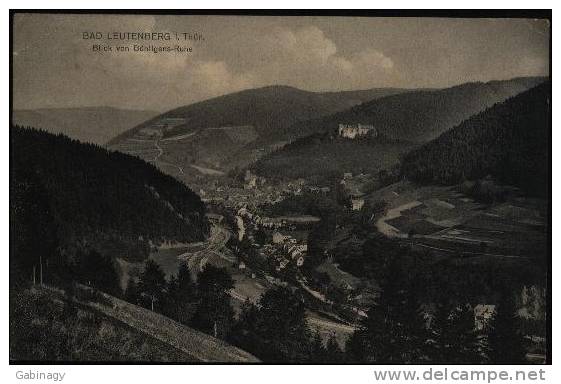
<box><xmin>192</xmin><ymin>60</ymin><xmax>257</xmax><ymax>96</ymax></box>
<box><xmin>14</xmin><ymin>16</ymin><xmax>397</xmax><ymax>110</ymax></box>
<box><xmin>238</xmin><ymin>26</ymin><xmax>396</xmax><ymax>91</ymax></box>
<box><xmin>79</xmin><ymin>24</ymin><xmax>396</xmax><ymax>108</ymax></box>
<box><xmin>12</xmin><ymin>15</ymin><xmax>551</xmax><ymax>111</ymax></box>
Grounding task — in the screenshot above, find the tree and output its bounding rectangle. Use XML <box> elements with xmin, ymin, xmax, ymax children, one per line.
<box><xmin>77</xmin><ymin>250</ymin><xmax>121</xmax><ymax>296</ymax></box>
<box><xmin>346</xmin><ymin>257</ymin><xmax>428</xmax><ymax>363</ymax></box>
<box><xmin>487</xmin><ymin>294</ymin><xmax>527</xmax><ymax>363</ymax></box>
<box><xmin>164</xmin><ymin>263</ymin><xmax>196</xmax><ymax>324</ymax></box>
<box><xmin>138</xmin><ymin>260</ymin><xmax>167</xmax><ymax>312</ymax></box>
<box><xmin>309</xmin><ymin>331</ymin><xmax>327</xmax><ymax>363</ymax></box>
<box><xmin>345</xmin><ymin>329</ymin><xmax>368</xmax><ymax>363</ymax></box>
<box><xmin>432</xmin><ymin>303</ymin><xmax>484</xmax><ymax>363</ymax></box>
<box><xmin>10</xmin><ymin>171</ymin><xmax>58</xmax><ymax>289</ymax></box>
<box><xmin>325</xmin><ymin>335</ymin><xmax>344</xmax><ymax>363</ymax></box>
<box><xmin>124</xmin><ymin>277</ymin><xmax>139</xmax><ymax>305</ymax></box>
<box><xmin>254</xmin><ymin>228</ymin><xmax>269</xmax><ymax>246</ymax></box>
<box><xmin>232</xmin><ymin>286</ymin><xmax>313</xmax><ymax>362</ymax></box>
<box><xmin>229</xmin><ymin>298</ymin><xmax>261</xmax><ymax>356</ymax></box>
<box><xmin>191</xmin><ymin>265</ymin><xmax>234</xmax><ymax>339</ymax></box>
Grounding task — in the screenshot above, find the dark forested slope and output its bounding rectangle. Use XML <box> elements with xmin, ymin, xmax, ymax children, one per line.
<box><xmin>401</xmin><ymin>82</ymin><xmax>550</xmax><ymax>197</ymax></box>
<box><xmin>290</xmin><ymin>77</ymin><xmax>545</xmax><ymax>143</ymax></box>
<box><xmin>10</xmin><ymin>126</ymin><xmax>208</xmax><ymax>271</ymax></box>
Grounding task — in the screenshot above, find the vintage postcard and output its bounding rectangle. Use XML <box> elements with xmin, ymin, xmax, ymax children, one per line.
<box><xmin>9</xmin><ymin>11</ymin><xmax>551</xmax><ymax>365</ymax></box>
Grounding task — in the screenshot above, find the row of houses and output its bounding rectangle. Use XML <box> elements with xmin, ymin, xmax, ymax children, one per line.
<box><xmin>271</xmin><ymin>231</ymin><xmax>308</xmax><ymax>269</ymax></box>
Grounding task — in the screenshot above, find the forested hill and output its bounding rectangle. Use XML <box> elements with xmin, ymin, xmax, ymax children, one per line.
<box><xmin>401</xmin><ymin>82</ymin><xmax>550</xmax><ymax>197</ymax></box>
<box><xmin>108</xmin><ymin>85</ymin><xmax>413</xmax><ymax>145</ymax></box>
<box><xmin>289</xmin><ymin>76</ymin><xmax>545</xmax><ymax>143</ymax></box>
<box><xmin>11</xmin><ymin>126</ymin><xmax>208</xmax><ymax>263</ymax></box>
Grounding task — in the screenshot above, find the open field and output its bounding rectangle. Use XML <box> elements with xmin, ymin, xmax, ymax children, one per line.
<box><xmin>369</xmin><ymin>181</ymin><xmax>547</xmax><ymax>260</ymax></box>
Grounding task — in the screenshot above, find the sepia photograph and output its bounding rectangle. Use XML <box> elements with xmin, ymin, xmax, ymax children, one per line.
<box><xmin>9</xmin><ymin>10</ymin><xmax>551</xmax><ymax>367</ymax></box>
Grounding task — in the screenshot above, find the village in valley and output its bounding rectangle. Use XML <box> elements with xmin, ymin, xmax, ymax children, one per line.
<box><xmin>11</xmin><ymin>14</ymin><xmax>550</xmax><ymax>363</ymax></box>
<box><xmin>111</xmin><ymin>118</ymin><xmax>546</xmax><ymax>353</ymax></box>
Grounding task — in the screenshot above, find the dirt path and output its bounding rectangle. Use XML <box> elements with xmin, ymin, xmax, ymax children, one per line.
<box><xmin>415</xmin><ymin>242</ymin><xmax>527</xmax><ymax>259</ymax></box>
<box><xmin>150</xmin><ymin>139</ymin><xmax>185</xmax><ymax>175</ymax></box>
<box><xmin>190</xmin><ymin>164</ymin><xmax>225</xmax><ymax>176</ymax></box>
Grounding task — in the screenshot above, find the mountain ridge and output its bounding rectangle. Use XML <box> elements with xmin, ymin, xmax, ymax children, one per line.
<box><xmin>13</xmin><ymin>107</ymin><xmax>158</xmax><ymax>145</ymax></box>
<box><xmin>107</xmin><ymin>85</ymin><xmax>417</xmax><ymax>145</ymax></box>
<box><xmin>287</xmin><ymin>76</ymin><xmax>547</xmax><ymax>143</ymax></box>
<box><xmin>401</xmin><ymin>82</ymin><xmax>550</xmax><ymax>196</ymax></box>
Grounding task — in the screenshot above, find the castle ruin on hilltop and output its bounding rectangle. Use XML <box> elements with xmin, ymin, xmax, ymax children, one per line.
<box><xmin>338</xmin><ymin>123</ymin><xmax>377</xmax><ymax>139</ymax></box>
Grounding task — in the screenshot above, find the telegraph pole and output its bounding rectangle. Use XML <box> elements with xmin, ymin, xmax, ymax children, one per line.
<box><xmin>39</xmin><ymin>255</ymin><xmax>43</xmax><ymax>286</ymax></box>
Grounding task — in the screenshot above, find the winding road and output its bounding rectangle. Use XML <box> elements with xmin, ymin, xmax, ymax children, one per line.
<box><xmin>148</xmin><ymin>139</ymin><xmax>185</xmax><ymax>175</ymax></box>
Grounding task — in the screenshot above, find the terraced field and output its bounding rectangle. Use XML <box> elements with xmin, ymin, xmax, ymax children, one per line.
<box><xmin>109</xmin><ymin>118</ymin><xmax>277</xmax><ymax>183</ymax></box>
<box><xmin>370</xmin><ymin>181</ymin><xmax>547</xmax><ymax>260</ymax></box>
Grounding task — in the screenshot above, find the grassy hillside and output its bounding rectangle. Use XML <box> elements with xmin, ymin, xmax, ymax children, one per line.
<box><xmin>401</xmin><ymin>82</ymin><xmax>550</xmax><ymax>197</ymax></box>
<box><xmin>108</xmin><ymin>85</ymin><xmax>413</xmax><ymax>145</ymax></box>
<box><xmin>13</xmin><ymin>107</ymin><xmax>157</xmax><ymax>145</ymax></box>
<box><xmin>290</xmin><ymin>77</ymin><xmax>545</xmax><ymax>143</ymax></box>
<box><xmin>10</xmin><ymin>126</ymin><xmax>208</xmax><ymax>282</ymax></box>
<box><xmin>10</xmin><ymin>285</ymin><xmax>258</xmax><ymax>362</ymax></box>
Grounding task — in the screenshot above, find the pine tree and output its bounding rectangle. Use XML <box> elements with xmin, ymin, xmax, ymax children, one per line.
<box><xmin>124</xmin><ymin>277</ymin><xmax>139</xmax><ymax>305</ymax></box>
<box><xmin>232</xmin><ymin>286</ymin><xmax>313</xmax><ymax>362</ymax></box>
<box><xmin>325</xmin><ymin>334</ymin><xmax>344</xmax><ymax>363</ymax></box>
<box><xmin>309</xmin><ymin>331</ymin><xmax>327</xmax><ymax>363</ymax></box>
<box><xmin>191</xmin><ymin>265</ymin><xmax>234</xmax><ymax>339</ymax></box>
<box><xmin>433</xmin><ymin>303</ymin><xmax>484</xmax><ymax>363</ymax></box>
<box><xmin>138</xmin><ymin>260</ymin><xmax>167</xmax><ymax>312</ymax></box>
<box><xmin>348</xmin><ymin>256</ymin><xmax>428</xmax><ymax>363</ymax></box>
<box><xmin>229</xmin><ymin>298</ymin><xmax>261</xmax><ymax>355</ymax></box>
<box><xmin>345</xmin><ymin>329</ymin><xmax>367</xmax><ymax>363</ymax></box>
<box><xmin>487</xmin><ymin>294</ymin><xmax>527</xmax><ymax>363</ymax></box>
<box><xmin>78</xmin><ymin>250</ymin><xmax>121</xmax><ymax>296</ymax></box>
<box><xmin>256</xmin><ymin>286</ymin><xmax>312</xmax><ymax>362</ymax></box>
<box><xmin>164</xmin><ymin>263</ymin><xmax>196</xmax><ymax>324</ymax></box>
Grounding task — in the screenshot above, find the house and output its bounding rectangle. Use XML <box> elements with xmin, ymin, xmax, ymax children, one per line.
<box><xmin>278</xmin><ymin>259</ymin><xmax>290</xmax><ymax>270</ymax></box>
<box><xmin>272</xmin><ymin>231</ymin><xmax>291</xmax><ymax>244</ymax></box>
<box><xmin>351</xmin><ymin>198</ymin><xmax>365</xmax><ymax>211</ymax></box>
<box><xmin>282</xmin><ymin>238</ymin><xmax>298</xmax><ymax>251</ymax></box>
<box><xmin>474</xmin><ymin>304</ymin><xmax>496</xmax><ymax>331</ymax></box>
<box><xmin>205</xmin><ymin>213</ymin><xmax>224</xmax><ymax>224</ymax></box>
<box><xmin>288</xmin><ymin>244</ymin><xmax>307</xmax><ymax>259</ymax></box>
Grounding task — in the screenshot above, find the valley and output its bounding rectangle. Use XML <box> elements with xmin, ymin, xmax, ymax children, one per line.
<box><xmin>10</xmin><ymin>12</ymin><xmax>552</xmax><ymax>366</ymax></box>
<box><xmin>11</xmin><ymin>79</ymin><xmax>550</xmax><ymax>364</ymax></box>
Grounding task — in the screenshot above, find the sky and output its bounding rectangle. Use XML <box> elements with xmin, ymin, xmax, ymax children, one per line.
<box><xmin>12</xmin><ymin>14</ymin><xmax>550</xmax><ymax>112</ymax></box>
